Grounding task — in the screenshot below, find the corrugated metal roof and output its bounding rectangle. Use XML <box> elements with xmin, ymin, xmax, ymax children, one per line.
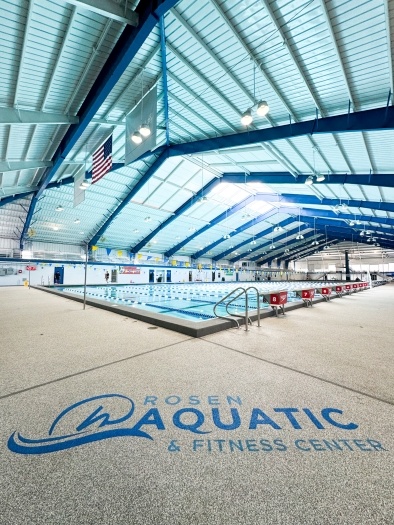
<box><xmin>1</xmin><ymin>0</ymin><xmax>394</xmax><ymax>260</ymax></box>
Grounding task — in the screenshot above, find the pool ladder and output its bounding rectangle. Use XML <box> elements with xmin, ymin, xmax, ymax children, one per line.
<box><xmin>213</xmin><ymin>286</ymin><xmax>261</xmax><ymax>331</ymax></box>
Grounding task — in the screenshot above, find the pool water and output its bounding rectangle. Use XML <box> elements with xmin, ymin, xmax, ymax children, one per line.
<box><xmin>59</xmin><ymin>282</ymin><xmax>334</xmax><ymax>323</ymax></box>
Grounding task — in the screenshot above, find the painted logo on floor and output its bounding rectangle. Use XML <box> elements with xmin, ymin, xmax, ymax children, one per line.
<box><xmin>7</xmin><ymin>394</ymin><xmax>387</xmax><ymax>455</ymax></box>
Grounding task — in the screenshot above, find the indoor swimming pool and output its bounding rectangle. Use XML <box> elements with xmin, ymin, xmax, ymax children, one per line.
<box><xmin>58</xmin><ymin>281</ymin><xmax>346</xmax><ymax>322</ymax></box>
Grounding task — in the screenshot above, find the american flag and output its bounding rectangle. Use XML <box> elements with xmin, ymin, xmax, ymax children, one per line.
<box><xmin>92</xmin><ymin>135</ymin><xmax>112</xmax><ymax>184</ymax></box>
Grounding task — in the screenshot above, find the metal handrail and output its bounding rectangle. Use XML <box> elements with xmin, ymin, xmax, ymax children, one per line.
<box><xmin>213</xmin><ymin>286</ymin><xmax>258</xmax><ymax>331</ymax></box>
<box><xmin>245</xmin><ymin>286</ymin><xmax>261</xmax><ymax>328</ymax></box>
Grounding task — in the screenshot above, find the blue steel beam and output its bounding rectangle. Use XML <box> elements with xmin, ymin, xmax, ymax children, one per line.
<box><xmin>212</xmin><ymin>216</ymin><xmax>298</xmax><ymax>261</ymax></box>
<box><xmin>132</xmin><ymin>175</ymin><xmax>222</xmax><ymax>254</ymax></box>
<box><xmin>251</xmin><ymin>192</ymin><xmax>394</xmax><ymax>213</ymax></box>
<box><xmin>241</xmin><ymin>232</ymin><xmax>320</xmax><ymax>262</ymax></box>
<box><xmin>247</xmin><ymin>231</ymin><xmax>317</xmax><ymax>263</ymax></box>
<box><xmin>159</xmin><ymin>16</ymin><xmax>170</xmax><ymax>146</ymax></box>
<box><xmin>194</xmin><ymin>209</ymin><xmax>280</xmax><ymax>259</ymax></box>
<box><xmin>90</xmin><ymin>149</ymin><xmax>170</xmax><ymax>246</ymax></box>
<box><xmin>228</xmin><ymin>222</ymin><xmax>303</xmax><ymax>262</ymax></box>
<box><xmin>278</xmin><ymin>206</ymin><xmax>394</xmax><ymax>228</ymax></box>
<box><xmin>165</xmin><ymin>192</ymin><xmax>258</xmax><ymax>258</ymax></box>
<box><xmin>279</xmin><ymin>241</ymin><xmax>337</xmax><ymax>263</ymax></box>
<box><xmin>168</xmin><ymin>106</ymin><xmax>394</xmax><ymax>156</ymax></box>
<box><xmin>0</xmin><ymin>192</ymin><xmax>34</xmax><ymax>208</ymax></box>
<box><xmin>256</xmin><ymin>234</ymin><xmax>325</xmax><ymax>264</ymax></box>
<box><xmin>301</xmin><ymin>217</ymin><xmax>394</xmax><ymax>241</ymax></box>
<box><xmin>219</xmin><ymin>173</ymin><xmax>394</xmax><ymax>188</ymax></box>
<box><xmin>20</xmin><ymin>0</ymin><xmax>178</xmax><ymax>248</ymax></box>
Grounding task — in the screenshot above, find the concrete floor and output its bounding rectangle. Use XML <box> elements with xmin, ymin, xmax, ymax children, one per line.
<box><xmin>1</xmin><ymin>284</ymin><xmax>393</xmax><ymax>524</ymax></box>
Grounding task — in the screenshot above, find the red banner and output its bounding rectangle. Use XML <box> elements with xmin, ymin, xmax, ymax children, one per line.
<box><xmin>119</xmin><ymin>266</ymin><xmax>140</xmax><ymax>274</ymax></box>
<box><xmin>26</xmin><ymin>266</ymin><xmax>36</xmax><ymax>271</ymax></box>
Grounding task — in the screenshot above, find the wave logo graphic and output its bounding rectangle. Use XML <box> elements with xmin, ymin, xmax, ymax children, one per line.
<box><xmin>8</xmin><ymin>394</ymin><xmax>152</xmax><ymax>455</ymax></box>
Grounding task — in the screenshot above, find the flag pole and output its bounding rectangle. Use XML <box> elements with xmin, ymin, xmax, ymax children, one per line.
<box><xmin>83</xmin><ymin>242</ymin><xmax>88</xmax><ymax>310</ymax></box>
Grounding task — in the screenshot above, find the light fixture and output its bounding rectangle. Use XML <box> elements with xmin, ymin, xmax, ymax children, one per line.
<box><xmin>241</xmin><ymin>109</ymin><xmax>253</xmax><ymax>126</ymax></box>
<box><xmin>274</xmin><ymin>226</ymin><xmax>282</xmax><ymax>232</ymax></box>
<box><xmin>79</xmin><ymin>231</ymin><xmax>85</xmax><ymax>235</ymax></box>
<box><xmin>250</xmin><ymin>240</ymin><xmax>256</xmax><ymax>245</ymax></box>
<box><xmin>74</xmin><ymin>218</ymin><xmax>80</xmax><ymax>224</ymax></box>
<box><xmin>349</xmin><ymin>220</ymin><xmax>355</xmax><ymax>226</ymax></box>
<box><xmin>223</xmin><ymin>234</ymin><xmax>230</xmax><ymax>239</ymax></box>
<box><xmin>144</xmin><ymin>216</ymin><xmax>151</xmax><ymax>222</ymax></box>
<box><xmin>323</xmin><ymin>244</ymin><xmax>329</xmax><ymax>250</ymax></box>
<box><xmin>315</xmin><ymin>173</ymin><xmax>325</xmax><ymax>182</ymax></box>
<box><xmin>53</xmin><ymin>226</ymin><xmax>59</xmax><ymax>231</ymax></box>
<box><xmin>296</xmin><ymin>234</ymin><xmax>304</xmax><ymax>240</ymax></box>
<box><xmin>188</xmin><ymin>226</ymin><xmax>196</xmax><ymax>232</ymax></box>
<box><xmin>305</xmin><ymin>176</ymin><xmax>314</xmax><ymax>186</ymax></box>
<box><xmin>140</xmin><ymin>123</ymin><xmax>151</xmax><ymax>137</ymax></box>
<box><xmin>256</xmin><ymin>100</ymin><xmax>269</xmax><ymax>116</ymax></box>
<box><xmin>133</xmin><ymin>229</ymin><xmax>139</xmax><ymax>233</ymax></box>
<box><xmin>311</xmin><ymin>240</ymin><xmax>319</xmax><ymax>246</ymax></box>
<box><xmin>55</xmin><ymin>205</ymin><xmax>64</xmax><ymax>212</ymax></box>
<box><xmin>131</xmin><ymin>131</ymin><xmax>142</xmax><ymax>144</ymax></box>
<box><xmin>79</xmin><ymin>179</ymin><xmax>90</xmax><ymax>190</ymax></box>
<box><xmin>269</xmin><ymin>244</ymin><xmax>276</xmax><ymax>250</ymax></box>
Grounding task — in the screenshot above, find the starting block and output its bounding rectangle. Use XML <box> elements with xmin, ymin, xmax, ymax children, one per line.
<box><xmin>295</xmin><ymin>288</ymin><xmax>315</xmax><ymax>307</ymax></box>
<box><xmin>315</xmin><ymin>286</ymin><xmax>332</xmax><ymax>301</ymax></box>
<box><xmin>261</xmin><ymin>290</ymin><xmax>288</xmax><ymax>317</ymax></box>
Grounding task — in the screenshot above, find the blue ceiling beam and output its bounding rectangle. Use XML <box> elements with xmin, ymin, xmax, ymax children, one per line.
<box><xmin>20</xmin><ymin>0</ymin><xmax>178</xmax><ymax>248</ymax></box>
<box><xmin>257</xmin><ymin>233</ymin><xmax>325</xmax><ymax>264</ymax></box>
<box><xmin>256</xmin><ymin>193</ymin><xmax>394</xmax><ymax>213</ymax></box>
<box><xmin>132</xmin><ymin>175</ymin><xmax>222</xmax><ymax>254</ymax></box>
<box><xmin>0</xmin><ymin>192</ymin><xmax>34</xmax><ymax>208</ymax></box>
<box><xmin>90</xmin><ymin>149</ymin><xmax>170</xmax><ymax>246</ymax></box>
<box><xmin>248</xmin><ymin>231</ymin><xmax>317</xmax><ymax>263</ymax></box>
<box><xmin>228</xmin><ymin>222</ymin><xmax>303</xmax><ymax>262</ymax></box>
<box><xmin>165</xmin><ymin>192</ymin><xmax>258</xmax><ymax>258</ymax></box>
<box><xmin>194</xmin><ymin>209</ymin><xmax>280</xmax><ymax>260</ymax></box>
<box><xmin>301</xmin><ymin>217</ymin><xmax>394</xmax><ymax>240</ymax></box>
<box><xmin>219</xmin><ymin>172</ymin><xmax>394</xmax><ymax>188</ymax></box>
<box><xmin>278</xmin><ymin>206</ymin><xmax>394</xmax><ymax>228</ymax></box>
<box><xmin>159</xmin><ymin>16</ymin><xmax>170</xmax><ymax>146</ymax></box>
<box><xmin>212</xmin><ymin>216</ymin><xmax>297</xmax><ymax>261</ymax></box>
<box><xmin>168</xmin><ymin>106</ymin><xmax>394</xmax><ymax>157</ymax></box>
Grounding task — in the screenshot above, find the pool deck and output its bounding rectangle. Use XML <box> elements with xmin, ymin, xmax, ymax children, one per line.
<box><xmin>1</xmin><ymin>284</ymin><xmax>393</xmax><ymax>524</ymax></box>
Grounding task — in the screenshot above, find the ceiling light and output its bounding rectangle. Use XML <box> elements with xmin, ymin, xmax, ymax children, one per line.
<box><xmin>133</xmin><ymin>229</ymin><xmax>139</xmax><ymax>233</ymax></box>
<box><xmin>188</xmin><ymin>227</ymin><xmax>196</xmax><ymax>232</ymax></box>
<box><xmin>296</xmin><ymin>234</ymin><xmax>304</xmax><ymax>240</ymax></box>
<box><xmin>79</xmin><ymin>231</ymin><xmax>85</xmax><ymax>235</ymax></box>
<box><xmin>323</xmin><ymin>245</ymin><xmax>329</xmax><ymax>250</ymax></box>
<box><xmin>256</xmin><ymin>100</ymin><xmax>269</xmax><ymax>117</ymax></box>
<box><xmin>131</xmin><ymin>131</ymin><xmax>142</xmax><ymax>144</ymax></box>
<box><xmin>349</xmin><ymin>221</ymin><xmax>355</xmax><ymax>226</ymax></box>
<box><xmin>274</xmin><ymin>226</ymin><xmax>282</xmax><ymax>232</ymax></box>
<box><xmin>305</xmin><ymin>176</ymin><xmax>314</xmax><ymax>186</ymax></box>
<box><xmin>198</xmin><ymin>196</ymin><xmax>208</xmax><ymax>202</ymax></box>
<box><xmin>144</xmin><ymin>216</ymin><xmax>151</xmax><ymax>222</ymax></box>
<box><xmin>311</xmin><ymin>240</ymin><xmax>319</xmax><ymax>246</ymax></box>
<box><xmin>74</xmin><ymin>218</ymin><xmax>80</xmax><ymax>224</ymax></box>
<box><xmin>269</xmin><ymin>244</ymin><xmax>276</xmax><ymax>250</ymax></box>
<box><xmin>55</xmin><ymin>205</ymin><xmax>64</xmax><ymax>212</ymax></box>
<box><xmin>140</xmin><ymin>124</ymin><xmax>151</xmax><ymax>137</ymax></box>
<box><xmin>241</xmin><ymin>109</ymin><xmax>253</xmax><ymax>126</ymax></box>
<box><xmin>374</xmin><ymin>242</ymin><xmax>380</xmax><ymax>246</ymax></box>
<box><xmin>53</xmin><ymin>226</ymin><xmax>59</xmax><ymax>231</ymax></box>
<box><xmin>360</xmin><ymin>231</ymin><xmax>365</xmax><ymax>236</ymax></box>
<box><xmin>250</xmin><ymin>240</ymin><xmax>256</xmax><ymax>245</ymax></box>
<box><xmin>223</xmin><ymin>234</ymin><xmax>230</xmax><ymax>239</ymax></box>
<box><xmin>79</xmin><ymin>179</ymin><xmax>90</xmax><ymax>190</ymax></box>
<box><xmin>315</xmin><ymin>173</ymin><xmax>325</xmax><ymax>182</ymax></box>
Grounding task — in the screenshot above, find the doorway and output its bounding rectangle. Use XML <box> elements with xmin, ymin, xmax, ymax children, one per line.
<box><xmin>149</xmin><ymin>269</ymin><xmax>154</xmax><ymax>283</ymax></box>
<box><xmin>111</xmin><ymin>269</ymin><xmax>117</xmax><ymax>283</ymax></box>
<box><xmin>166</xmin><ymin>270</ymin><xmax>172</xmax><ymax>282</ymax></box>
<box><xmin>54</xmin><ymin>266</ymin><xmax>64</xmax><ymax>285</ymax></box>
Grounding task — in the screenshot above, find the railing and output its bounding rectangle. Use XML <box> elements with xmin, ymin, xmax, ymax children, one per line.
<box><xmin>213</xmin><ymin>286</ymin><xmax>261</xmax><ymax>331</ymax></box>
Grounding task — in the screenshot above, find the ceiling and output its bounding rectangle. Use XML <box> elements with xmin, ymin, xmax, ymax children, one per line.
<box><xmin>1</xmin><ymin>0</ymin><xmax>394</xmax><ymax>265</ymax></box>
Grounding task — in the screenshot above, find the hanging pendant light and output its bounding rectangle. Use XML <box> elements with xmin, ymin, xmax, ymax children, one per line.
<box><xmin>241</xmin><ymin>109</ymin><xmax>253</xmax><ymax>126</ymax></box>
<box><xmin>132</xmin><ymin>131</ymin><xmax>142</xmax><ymax>144</ymax></box>
<box><xmin>140</xmin><ymin>123</ymin><xmax>151</xmax><ymax>137</ymax></box>
<box><xmin>256</xmin><ymin>100</ymin><xmax>269</xmax><ymax>116</ymax></box>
